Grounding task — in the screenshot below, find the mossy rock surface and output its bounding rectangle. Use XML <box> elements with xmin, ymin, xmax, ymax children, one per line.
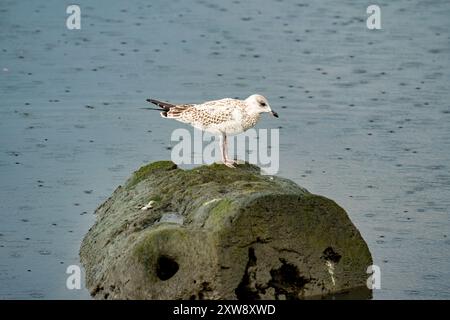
<box><xmin>80</xmin><ymin>161</ymin><xmax>372</xmax><ymax>299</ymax></box>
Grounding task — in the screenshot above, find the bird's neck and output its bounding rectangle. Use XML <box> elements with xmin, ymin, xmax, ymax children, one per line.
<box><xmin>243</xmin><ymin>112</ymin><xmax>260</xmax><ymax>130</ymax></box>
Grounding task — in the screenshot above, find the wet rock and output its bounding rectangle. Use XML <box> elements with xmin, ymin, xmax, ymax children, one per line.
<box><xmin>80</xmin><ymin>161</ymin><xmax>372</xmax><ymax>300</ymax></box>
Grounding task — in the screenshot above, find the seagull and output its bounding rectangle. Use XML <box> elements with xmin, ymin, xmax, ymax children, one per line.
<box><xmin>145</xmin><ymin>94</ymin><xmax>278</xmax><ymax>168</ymax></box>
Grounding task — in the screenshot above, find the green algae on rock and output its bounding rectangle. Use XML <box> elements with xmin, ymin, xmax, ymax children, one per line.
<box><xmin>80</xmin><ymin>161</ymin><xmax>373</xmax><ymax>299</ymax></box>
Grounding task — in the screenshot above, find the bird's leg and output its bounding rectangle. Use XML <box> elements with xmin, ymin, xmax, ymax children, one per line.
<box><xmin>219</xmin><ymin>133</ymin><xmax>228</xmax><ymax>165</ymax></box>
<box><xmin>223</xmin><ymin>134</ymin><xmax>236</xmax><ymax>168</ymax></box>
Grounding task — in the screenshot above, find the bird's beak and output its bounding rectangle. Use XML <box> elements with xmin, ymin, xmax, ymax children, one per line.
<box><xmin>271</xmin><ymin>110</ymin><xmax>279</xmax><ymax>118</ymax></box>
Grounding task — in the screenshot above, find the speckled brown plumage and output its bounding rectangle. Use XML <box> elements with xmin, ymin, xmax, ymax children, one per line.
<box><xmin>146</xmin><ymin>94</ymin><xmax>278</xmax><ymax>167</ymax></box>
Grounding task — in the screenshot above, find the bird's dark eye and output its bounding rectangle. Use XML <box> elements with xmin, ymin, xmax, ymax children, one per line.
<box><xmin>260</xmin><ymin>102</ymin><xmax>266</xmax><ymax>107</ymax></box>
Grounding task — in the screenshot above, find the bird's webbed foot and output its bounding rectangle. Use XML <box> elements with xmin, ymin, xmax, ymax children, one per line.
<box><xmin>223</xmin><ymin>160</ymin><xmax>236</xmax><ymax>168</ymax></box>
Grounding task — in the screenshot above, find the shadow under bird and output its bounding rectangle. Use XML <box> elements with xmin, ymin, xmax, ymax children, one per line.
<box><xmin>144</xmin><ymin>94</ymin><xmax>278</xmax><ymax>168</ymax></box>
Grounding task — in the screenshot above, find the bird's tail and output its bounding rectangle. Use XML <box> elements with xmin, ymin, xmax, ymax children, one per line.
<box><xmin>146</xmin><ymin>98</ymin><xmax>190</xmax><ymax>119</ymax></box>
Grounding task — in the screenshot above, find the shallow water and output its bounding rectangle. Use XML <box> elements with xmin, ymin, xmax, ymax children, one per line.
<box><xmin>1</xmin><ymin>0</ymin><xmax>449</xmax><ymax>299</ymax></box>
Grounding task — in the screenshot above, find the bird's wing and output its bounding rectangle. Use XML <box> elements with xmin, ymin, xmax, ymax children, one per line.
<box><xmin>186</xmin><ymin>99</ymin><xmax>243</xmax><ymax>124</ymax></box>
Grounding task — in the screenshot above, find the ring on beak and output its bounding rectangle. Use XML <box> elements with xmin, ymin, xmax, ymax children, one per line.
<box><xmin>271</xmin><ymin>111</ymin><xmax>279</xmax><ymax>118</ymax></box>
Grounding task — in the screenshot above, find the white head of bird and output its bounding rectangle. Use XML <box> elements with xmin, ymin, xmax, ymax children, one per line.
<box><xmin>245</xmin><ymin>94</ymin><xmax>279</xmax><ymax>118</ymax></box>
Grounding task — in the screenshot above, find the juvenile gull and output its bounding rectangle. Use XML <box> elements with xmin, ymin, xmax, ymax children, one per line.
<box><xmin>146</xmin><ymin>94</ymin><xmax>278</xmax><ymax>168</ymax></box>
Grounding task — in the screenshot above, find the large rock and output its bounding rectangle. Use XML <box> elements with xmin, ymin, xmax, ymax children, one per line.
<box><xmin>80</xmin><ymin>161</ymin><xmax>372</xmax><ymax>299</ymax></box>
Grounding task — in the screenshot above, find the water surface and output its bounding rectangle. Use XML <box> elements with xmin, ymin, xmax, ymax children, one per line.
<box><xmin>1</xmin><ymin>0</ymin><xmax>449</xmax><ymax>299</ymax></box>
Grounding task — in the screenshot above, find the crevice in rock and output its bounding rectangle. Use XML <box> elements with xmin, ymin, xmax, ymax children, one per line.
<box><xmin>156</xmin><ymin>255</ymin><xmax>179</xmax><ymax>281</ymax></box>
<box><xmin>235</xmin><ymin>247</ymin><xmax>259</xmax><ymax>300</ymax></box>
<box><xmin>276</xmin><ymin>247</ymin><xmax>302</xmax><ymax>255</ymax></box>
<box><xmin>91</xmin><ymin>285</ymin><xmax>104</xmax><ymax>297</ymax></box>
<box><xmin>198</xmin><ymin>281</ymin><xmax>213</xmax><ymax>300</ymax></box>
<box><xmin>268</xmin><ymin>258</ymin><xmax>311</xmax><ymax>300</ymax></box>
<box><xmin>238</xmin><ymin>236</ymin><xmax>271</xmax><ymax>248</ymax></box>
<box><xmin>322</xmin><ymin>247</ymin><xmax>342</xmax><ymax>263</ymax></box>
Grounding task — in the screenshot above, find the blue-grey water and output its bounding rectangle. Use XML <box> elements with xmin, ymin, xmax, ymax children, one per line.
<box><xmin>1</xmin><ymin>0</ymin><xmax>449</xmax><ymax>299</ymax></box>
